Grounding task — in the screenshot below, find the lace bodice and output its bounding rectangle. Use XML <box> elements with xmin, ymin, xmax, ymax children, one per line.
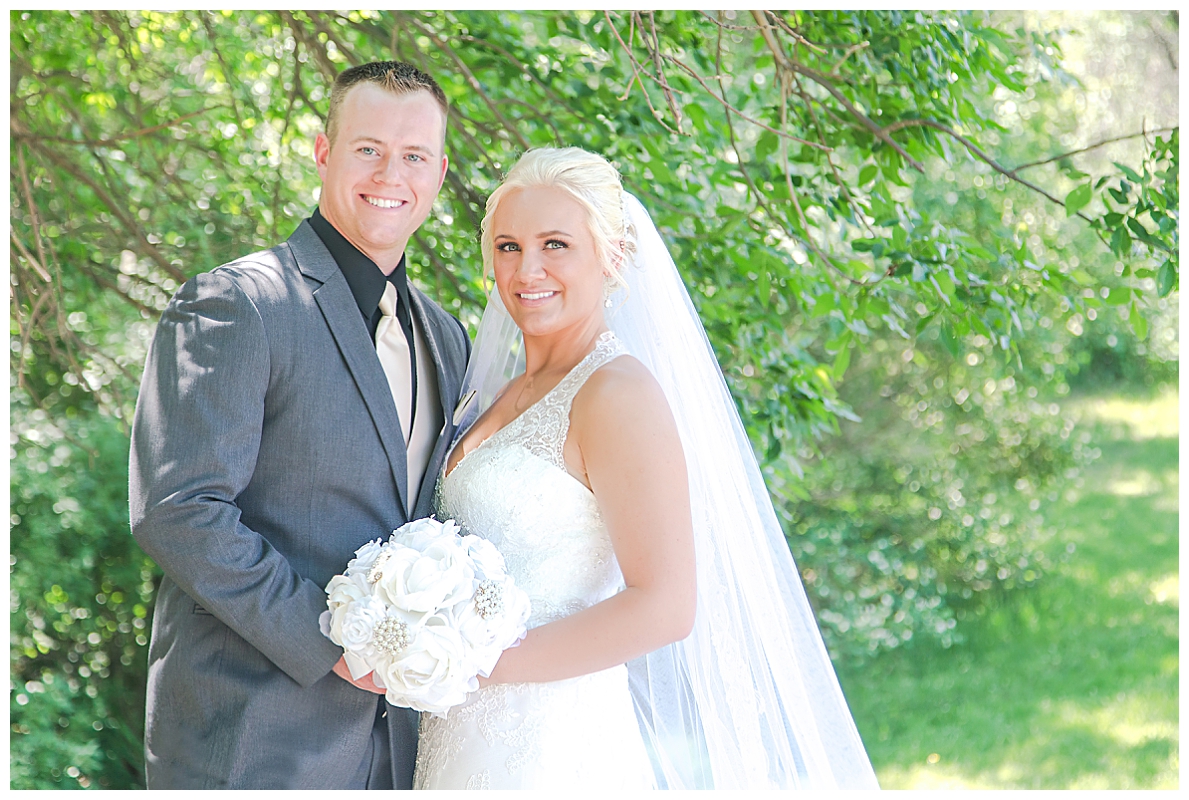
<box><xmin>416</xmin><ymin>331</ymin><xmax>656</xmax><ymax>790</ymax></box>
<box><xmin>435</xmin><ymin>332</ymin><xmax>627</xmax><ymax>628</ymax></box>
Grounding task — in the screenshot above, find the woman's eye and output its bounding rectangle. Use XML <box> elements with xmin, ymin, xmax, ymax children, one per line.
<box><xmin>544</xmin><ymin>239</ymin><xmax>567</xmax><ymax>250</ymax></box>
<box><xmin>496</xmin><ymin>242</ymin><xmax>520</xmax><ymax>252</ymax></box>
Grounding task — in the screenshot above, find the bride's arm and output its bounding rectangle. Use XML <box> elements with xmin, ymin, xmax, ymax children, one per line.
<box><xmin>481</xmin><ymin>355</ymin><xmax>696</xmax><ymax>685</ymax></box>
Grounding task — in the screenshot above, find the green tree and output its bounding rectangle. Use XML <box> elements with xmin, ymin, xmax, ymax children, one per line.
<box><xmin>9</xmin><ymin>10</ymin><xmax>1177</xmax><ymax>788</ymax></box>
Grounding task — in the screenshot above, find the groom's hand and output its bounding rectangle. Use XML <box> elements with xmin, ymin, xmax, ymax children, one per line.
<box><xmin>332</xmin><ymin>656</ymin><xmax>385</xmax><ymax>694</ymax></box>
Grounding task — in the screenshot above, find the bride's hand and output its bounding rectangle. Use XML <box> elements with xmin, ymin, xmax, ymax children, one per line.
<box><xmin>332</xmin><ymin>655</ymin><xmax>385</xmax><ymax>694</ymax></box>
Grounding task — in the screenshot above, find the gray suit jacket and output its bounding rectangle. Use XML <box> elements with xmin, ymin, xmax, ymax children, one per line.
<box><xmin>129</xmin><ymin>221</ymin><xmax>469</xmax><ymax>788</ymax></box>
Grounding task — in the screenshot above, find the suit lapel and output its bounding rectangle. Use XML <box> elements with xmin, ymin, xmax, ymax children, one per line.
<box><xmin>408</xmin><ymin>287</ymin><xmax>464</xmax><ymax>518</ymax></box>
<box><xmin>409</xmin><ymin>288</ymin><xmax>459</xmax><ymax>429</ymax></box>
<box><xmin>286</xmin><ymin>223</ymin><xmax>411</xmax><ymax>519</ymax></box>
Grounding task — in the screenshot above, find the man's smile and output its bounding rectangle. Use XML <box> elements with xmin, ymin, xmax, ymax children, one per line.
<box><xmin>362</xmin><ymin>195</ymin><xmax>407</xmax><ymax>209</ymax></box>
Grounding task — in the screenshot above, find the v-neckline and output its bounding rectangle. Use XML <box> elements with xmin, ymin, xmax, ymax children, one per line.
<box><xmin>442</xmin><ymin>332</ymin><xmax>615</xmax><ymax>483</ymax></box>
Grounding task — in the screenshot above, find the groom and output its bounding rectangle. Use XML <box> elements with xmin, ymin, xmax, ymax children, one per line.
<box><xmin>129</xmin><ymin>62</ymin><xmax>469</xmax><ymax>788</ymax></box>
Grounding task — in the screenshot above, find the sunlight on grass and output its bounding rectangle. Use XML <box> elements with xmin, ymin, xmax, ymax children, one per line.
<box><xmin>845</xmin><ymin>389</ymin><xmax>1179</xmax><ymax>790</ymax></box>
<box><xmin>1148</xmin><ymin>574</ymin><xmax>1178</xmax><ymax>606</ymax></box>
<box><xmin>1105</xmin><ymin>470</ymin><xmax>1163</xmax><ymax>496</ymax></box>
<box><xmin>877</xmin><ymin>691</ymin><xmax>1179</xmax><ymax>790</ymax></box>
<box><xmin>1072</xmin><ymin>386</ymin><xmax>1179</xmax><ymax>439</ymax></box>
<box><xmin>878</xmin><ymin>761</ymin><xmax>998</xmax><ymax>789</ymax></box>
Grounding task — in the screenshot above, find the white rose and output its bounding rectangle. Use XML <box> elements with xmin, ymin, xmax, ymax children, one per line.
<box><xmin>338</xmin><ymin>595</ymin><xmax>389</xmax><ymax>655</ymax></box>
<box><xmin>374</xmin><ymin>539</ymin><xmax>474</xmax><ymax>616</ymax></box>
<box><xmin>390</xmin><ymin>517</ymin><xmax>450</xmax><ymax>551</ymax></box>
<box><xmin>325</xmin><ymin>573</ymin><xmax>369</xmax><ymax>615</ymax></box>
<box><xmin>460</xmin><ymin>534</ymin><xmax>507</xmax><ymax>581</ymax></box>
<box><xmin>448</xmin><ymin>577</ymin><xmax>532</xmax><ymax>678</ymax></box>
<box><xmin>376</xmin><ymin>614</ymin><xmax>473</xmax><ymax>715</ymax></box>
<box><xmin>345</xmin><ymin>538</ymin><xmax>386</xmax><ymax>577</ymax></box>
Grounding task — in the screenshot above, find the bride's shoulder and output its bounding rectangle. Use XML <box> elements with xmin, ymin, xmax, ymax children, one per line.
<box><xmin>571</xmin><ymin>354</ymin><xmax>675</xmax><ymax>430</ymax></box>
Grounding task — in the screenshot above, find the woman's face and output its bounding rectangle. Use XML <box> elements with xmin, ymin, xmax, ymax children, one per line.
<box><xmin>490</xmin><ymin>186</ymin><xmax>606</xmax><ymax>340</ymax></box>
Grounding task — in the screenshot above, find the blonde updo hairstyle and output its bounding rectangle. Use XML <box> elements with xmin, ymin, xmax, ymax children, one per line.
<box><xmin>480</xmin><ymin>147</ymin><xmax>630</xmax><ymax>294</ymax></box>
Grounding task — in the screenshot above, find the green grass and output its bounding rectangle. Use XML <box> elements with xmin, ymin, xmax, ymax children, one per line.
<box><xmin>836</xmin><ymin>389</ymin><xmax>1179</xmax><ymax>789</ymax></box>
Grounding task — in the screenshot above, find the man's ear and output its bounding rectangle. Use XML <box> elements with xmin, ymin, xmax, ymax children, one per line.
<box><xmin>437</xmin><ymin>153</ymin><xmax>449</xmax><ymax>191</ymax></box>
<box><xmin>314</xmin><ymin>132</ymin><xmax>330</xmax><ymax>179</ymax></box>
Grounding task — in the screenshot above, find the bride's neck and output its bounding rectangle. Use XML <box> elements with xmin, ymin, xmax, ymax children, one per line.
<box><xmin>521</xmin><ymin>319</ymin><xmax>609</xmax><ymax>378</ymax></box>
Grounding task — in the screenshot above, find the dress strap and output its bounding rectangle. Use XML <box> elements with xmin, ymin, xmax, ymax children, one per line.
<box><xmin>506</xmin><ymin>331</ymin><xmax>626</xmax><ymax>471</ymax></box>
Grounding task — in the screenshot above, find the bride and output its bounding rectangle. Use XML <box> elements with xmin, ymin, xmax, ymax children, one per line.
<box><xmin>413</xmin><ymin>147</ymin><xmax>878</xmax><ymax>790</ymax></box>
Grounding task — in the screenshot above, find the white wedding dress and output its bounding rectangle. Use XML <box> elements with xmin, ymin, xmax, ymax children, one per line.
<box><xmin>413</xmin><ymin>332</ymin><xmax>656</xmax><ymax>790</ymax></box>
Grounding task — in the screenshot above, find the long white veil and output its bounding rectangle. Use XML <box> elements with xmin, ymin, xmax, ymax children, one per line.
<box><xmin>455</xmin><ymin>193</ymin><xmax>879</xmax><ymax>789</ymax></box>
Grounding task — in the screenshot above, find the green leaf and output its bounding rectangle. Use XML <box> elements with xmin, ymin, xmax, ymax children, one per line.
<box><xmin>858</xmin><ymin>164</ymin><xmax>879</xmax><ymax>185</ymax></box>
<box><xmin>1130</xmin><ymin>301</ymin><xmax>1148</xmax><ymax>340</ymax></box>
<box><xmin>1064</xmin><ymin>183</ymin><xmax>1092</xmax><ymax>216</ymax></box>
<box><xmin>1110</xmin><ymin>226</ymin><xmax>1132</xmax><ymax>256</ymax></box>
<box><xmin>1157</xmin><ymin>259</ymin><xmax>1177</xmax><ymax>297</ymax></box>
<box><xmin>1102</xmin><ymin>287</ymin><xmax>1131</xmax><ymax>306</ymax></box>
<box><xmin>940</xmin><ymin>322</ymin><xmax>961</xmax><ymax>357</ymax></box>
<box><xmin>1114</xmin><ymin>161</ymin><xmax>1143</xmax><ymax>183</ymax></box>
<box><xmin>755</xmin><ymin>131</ymin><xmax>779</xmax><ymax>163</ymax></box>
<box><xmin>832</xmin><ymin>341</ymin><xmax>851</xmax><ymax>380</ymax></box>
<box><xmin>757</xmin><ymin>266</ymin><xmax>771</xmax><ymax>308</ymax></box>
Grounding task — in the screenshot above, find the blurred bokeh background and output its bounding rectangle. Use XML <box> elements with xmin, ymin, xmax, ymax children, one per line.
<box><xmin>9</xmin><ymin>10</ymin><xmax>1177</xmax><ymax>789</ymax></box>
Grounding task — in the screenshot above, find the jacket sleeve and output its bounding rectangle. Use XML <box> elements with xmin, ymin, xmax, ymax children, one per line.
<box><xmin>129</xmin><ymin>270</ymin><xmax>342</xmax><ymax>688</ymax></box>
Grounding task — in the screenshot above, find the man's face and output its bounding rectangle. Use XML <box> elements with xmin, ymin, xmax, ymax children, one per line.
<box><xmin>314</xmin><ymin>84</ymin><xmax>448</xmax><ymax>272</ymax></box>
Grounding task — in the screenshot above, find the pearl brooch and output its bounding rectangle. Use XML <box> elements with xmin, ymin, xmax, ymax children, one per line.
<box><xmin>372</xmin><ymin>617</ymin><xmax>412</xmax><ymax>656</ymax></box>
<box><xmin>474</xmin><ymin>580</ymin><xmax>504</xmax><ymax>619</ymax></box>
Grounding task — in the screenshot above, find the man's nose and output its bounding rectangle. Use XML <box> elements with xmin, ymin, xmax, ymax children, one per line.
<box><xmin>373</xmin><ymin>154</ymin><xmax>405</xmax><ymax>185</ymax></box>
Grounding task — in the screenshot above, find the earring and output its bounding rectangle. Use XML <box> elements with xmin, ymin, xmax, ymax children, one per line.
<box><xmin>602</xmin><ymin>274</ymin><xmax>616</xmax><ymax>308</ymax></box>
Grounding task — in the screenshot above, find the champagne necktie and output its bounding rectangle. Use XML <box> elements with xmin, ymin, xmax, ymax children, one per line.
<box><xmin>375</xmin><ymin>282</ymin><xmax>415</xmax><ymax>446</ymax></box>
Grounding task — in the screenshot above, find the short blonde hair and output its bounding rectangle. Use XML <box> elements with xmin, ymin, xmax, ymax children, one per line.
<box><xmin>481</xmin><ymin>147</ymin><xmax>628</xmax><ymax>290</ymax></box>
<box><xmin>326</xmin><ymin>61</ymin><xmax>447</xmax><ymax>146</ymax></box>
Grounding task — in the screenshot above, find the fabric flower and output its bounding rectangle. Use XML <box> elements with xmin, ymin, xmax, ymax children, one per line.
<box><xmin>345</xmin><ymin>538</ymin><xmax>386</xmax><ymax>577</ymax></box>
<box><xmin>320</xmin><ymin>516</ymin><xmax>531</xmax><ymax>716</ymax></box>
<box><xmin>373</xmin><ymin>536</ymin><xmax>474</xmax><ymax>616</ymax></box>
<box><xmin>376</xmin><ymin>614</ymin><xmax>472</xmax><ymax>715</ymax></box>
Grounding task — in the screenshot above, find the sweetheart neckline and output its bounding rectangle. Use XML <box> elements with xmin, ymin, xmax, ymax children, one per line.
<box><xmin>441</xmin><ymin>332</ymin><xmax>617</xmax><ymax>484</ymax></box>
<box><xmin>442</xmin><ymin>438</ymin><xmax>598</xmax><ymax>502</ymax></box>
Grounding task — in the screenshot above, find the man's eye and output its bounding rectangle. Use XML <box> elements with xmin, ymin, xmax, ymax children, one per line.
<box><xmin>406</xmin><ymin>153</ymin><xmax>424</xmax><ymax>163</ymax></box>
<box><xmin>360</xmin><ymin>147</ymin><xmax>378</xmax><ymax>156</ymax></box>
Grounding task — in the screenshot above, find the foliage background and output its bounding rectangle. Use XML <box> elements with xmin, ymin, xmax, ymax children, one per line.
<box><xmin>8</xmin><ymin>10</ymin><xmax>1177</xmax><ymax>789</ymax></box>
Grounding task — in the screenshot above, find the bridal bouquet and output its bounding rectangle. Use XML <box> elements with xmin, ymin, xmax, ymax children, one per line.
<box><xmin>319</xmin><ymin>517</ymin><xmax>531</xmax><ymax>716</ymax></box>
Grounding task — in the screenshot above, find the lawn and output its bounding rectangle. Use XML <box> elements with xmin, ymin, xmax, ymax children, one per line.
<box><xmin>837</xmin><ymin>388</ymin><xmax>1179</xmax><ymax>789</ymax></box>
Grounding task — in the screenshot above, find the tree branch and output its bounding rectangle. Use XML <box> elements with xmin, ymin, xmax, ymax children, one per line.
<box><xmin>280</xmin><ymin>11</ymin><xmax>338</xmax><ymax>84</ymax></box>
<box><xmin>659</xmin><ymin>53</ymin><xmax>831</xmax><ymax>150</ymax></box>
<box><xmin>200</xmin><ymin>13</ymin><xmax>244</xmax><ymax>127</ymax></box>
<box><xmin>884</xmin><ymin>118</ymin><xmax>1089</xmax><ymax>219</ymax></box>
<box><xmin>1008</xmin><ymin>126</ymin><xmax>1179</xmax><ymax>174</ymax></box>
<box><xmin>14</xmin><ymin>109</ymin><xmax>213</xmax><ymax>147</ymax></box>
<box><xmin>25</xmin><ymin>140</ymin><xmax>188</xmax><ymax>282</ymax></box>
<box><xmin>604</xmin><ymin>11</ymin><xmax>681</xmax><ymax>135</ymax></box>
<box><xmin>401</xmin><ymin>14</ymin><xmax>532</xmax><ymax>150</ymax></box>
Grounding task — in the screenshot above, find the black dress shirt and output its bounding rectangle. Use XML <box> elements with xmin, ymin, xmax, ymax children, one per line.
<box><xmin>307</xmin><ymin>207</ymin><xmax>418</xmax><ymax>424</ymax></box>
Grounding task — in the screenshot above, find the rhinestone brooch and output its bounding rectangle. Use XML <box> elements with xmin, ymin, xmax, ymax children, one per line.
<box><xmin>372</xmin><ymin>617</ymin><xmax>412</xmax><ymax>656</ymax></box>
<box><xmin>473</xmin><ymin>580</ymin><xmax>504</xmax><ymax>620</ymax></box>
<box><xmin>367</xmin><ymin>551</ymin><xmax>392</xmax><ymax>585</ymax></box>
